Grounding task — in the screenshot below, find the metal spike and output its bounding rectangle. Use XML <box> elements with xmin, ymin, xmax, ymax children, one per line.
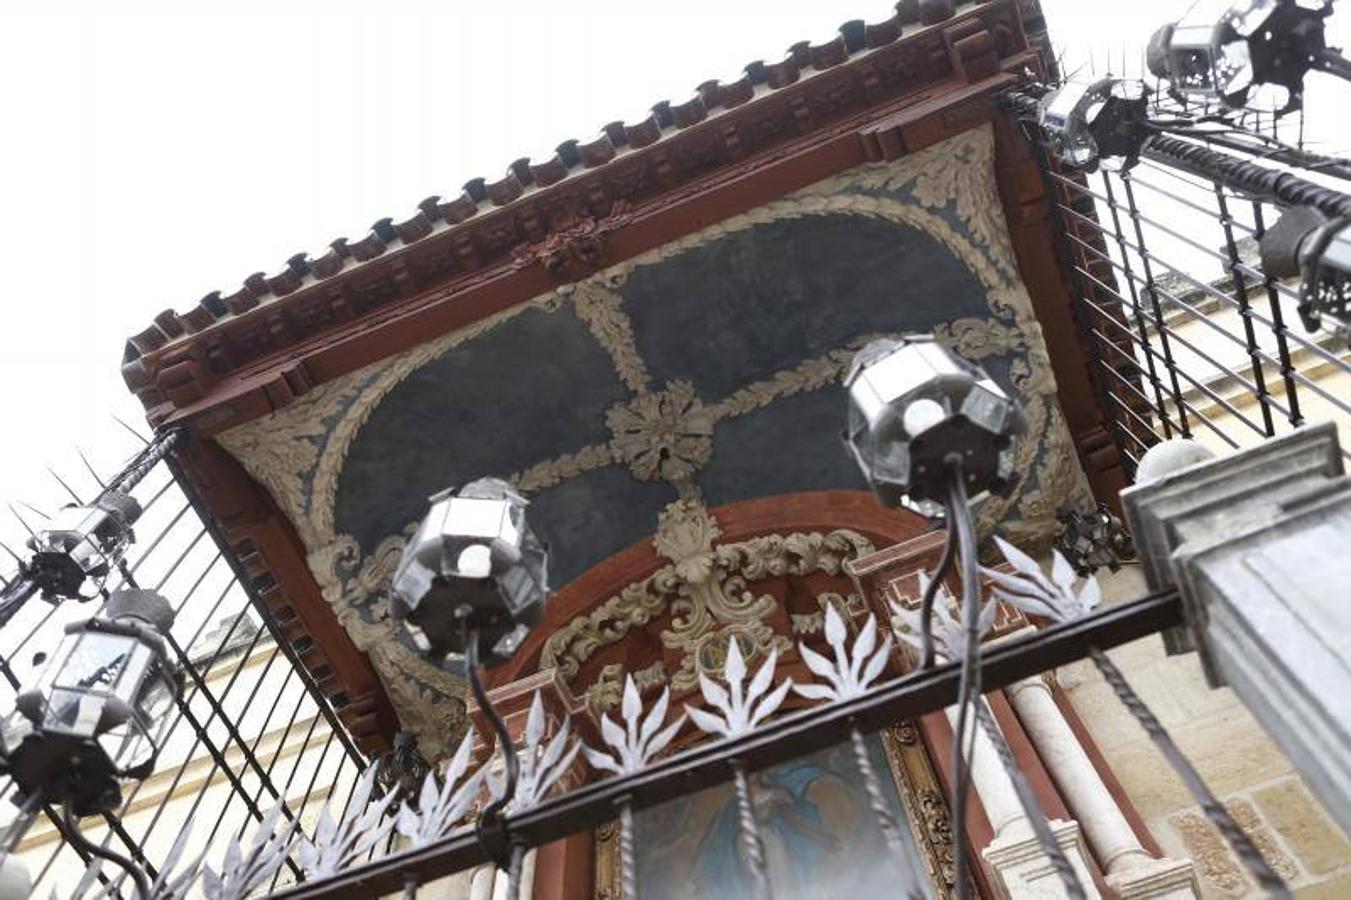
<box><xmin>7</xmin><ymin>506</ymin><xmax>35</xmax><ymax>538</ymax></box>
<box><xmin>48</xmin><ymin>468</ymin><xmax>83</xmax><ymax>505</ymax></box>
<box><xmin>76</xmin><ymin>447</ymin><xmax>108</xmax><ymax>489</ymax></box>
<box><xmin>0</xmin><ymin>541</ymin><xmax>22</xmax><ymax>565</ymax></box>
<box><xmin>112</xmin><ymin>415</ymin><xmax>150</xmax><ymax>447</ymax></box>
<box><xmin>16</xmin><ymin>502</ymin><xmax>48</xmax><ymax>522</ymax></box>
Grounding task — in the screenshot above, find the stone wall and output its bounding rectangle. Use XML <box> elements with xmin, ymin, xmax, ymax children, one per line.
<box><xmin>1059</xmin><ymin>565</ymin><xmax>1351</xmax><ymax>898</ymax></box>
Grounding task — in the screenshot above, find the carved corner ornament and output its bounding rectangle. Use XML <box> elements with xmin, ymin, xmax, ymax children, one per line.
<box><xmin>514</xmin><ymin>202</ymin><xmax>633</xmax><ymax>281</ymax></box>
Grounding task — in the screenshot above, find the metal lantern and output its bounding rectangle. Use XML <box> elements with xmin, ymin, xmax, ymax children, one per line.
<box><xmin>26</xmin><ymin>490</ymin><xmax>142</xmax><ymax>601</ymax></box>
<box><xmin>1146</xmin><ymin>0</ymin><xmax>1334</xmax><ymax>113</ymax></box>
<box><xmin>390</xmin><ymin>477</ymin><xmax>548</xmax><ymax>667</ymax></box>
<box><xmin>1258</xmin><ymin>204</ymin><xmax>1351</xmax><ymax>345</ymax></box>
<box><xmin>844</xmin><ymin>336</ymin><xmax>1025</xmax><ymax>517</ymax></box>
<box><xmin>1037</xmin><ymin>78</ymin><xmax>1150</xmax><ymax>171</ymax></box>
<box><xmin>1055</xmin><ymin>503</ymin><xmax>1135</xmax><ymax>577</ymax></box>
<box><xmin>0</xmin><ymin>588</ymin><xmax>179</xmax><ymax>815</ymax></box>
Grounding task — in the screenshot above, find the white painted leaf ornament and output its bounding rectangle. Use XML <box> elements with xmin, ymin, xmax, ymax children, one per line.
<box><xmin>793</xmin><ymin>604</ymin><xmax>894</xmax><ymax>702</ymax></box>
<box><xmin>981</xmin><ymin>537</ymin><xmax>1102</xmax><ymax>623</ymax></box>
<box><xmin>584</xmin><ymin>675</ymin><xmax>685</xmax><ymax>775</ymax></box>
<box><xmin>684</xmin><ymin>636</ymin><xmax>792</xmax><ymax>739</ymax></box>
<box><xmin>396</xmin><ymin>730</ymin><xmax>484</xmax><ymax>846</ymax></box>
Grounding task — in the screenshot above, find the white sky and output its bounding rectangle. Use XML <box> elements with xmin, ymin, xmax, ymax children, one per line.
<box><xmin>0</xmin><ymin>0</ymin><xmax>1346</xmax><ymax>510</ymax></box>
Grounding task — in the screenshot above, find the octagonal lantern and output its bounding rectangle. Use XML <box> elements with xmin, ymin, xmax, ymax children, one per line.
<box><xmin>390</xmin><ymin>477</ymin><xmax>548</xmax><ymax>668</ymax></box>
<box><xmin>28</xmin><ymin>490</ymin><xmax>142</xmax><ymax>601</ymax></box>
<box><xmin>1147</xmin><ymin>0</ymin><xmax>1330</xmax><ymax>113</ymax></box>
<box><xmin>844</xmin><ymin>335</ymin><xmax>1025</xmax><ymax>518</ymax></box>
<box><xmin>0</xmin><ymin>588</ymin><xmax>180</xmax><ymax>815</ymax></box>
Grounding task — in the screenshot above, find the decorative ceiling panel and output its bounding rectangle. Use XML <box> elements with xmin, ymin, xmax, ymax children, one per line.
<box><xmin>216</xmin><ymin>124</ymin><xmax>1093</xmax><ymax>756</ymax></box>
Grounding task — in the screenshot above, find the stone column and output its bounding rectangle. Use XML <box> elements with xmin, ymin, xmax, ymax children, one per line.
<box><xmin>1006</xmin><ymin>675</ymin><xmax>1199</xmax><ymax>898</ymax></box>
<box><xmin>943</xmin><ymin>705</ymin><xmax>1100</xmax><ymax>898</ymax></box>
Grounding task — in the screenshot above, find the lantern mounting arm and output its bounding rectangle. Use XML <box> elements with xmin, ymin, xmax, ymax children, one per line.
<box><xmin>63</xmin><ymin>803</ymin><xmax>151</xmax><ymax>900</ymax></box>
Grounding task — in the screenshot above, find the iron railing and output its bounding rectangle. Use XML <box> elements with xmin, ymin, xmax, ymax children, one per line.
<box><xmin>0</xmin><ymin>425</ymin><xmax>369</xmax><ymax>898</ymax></box>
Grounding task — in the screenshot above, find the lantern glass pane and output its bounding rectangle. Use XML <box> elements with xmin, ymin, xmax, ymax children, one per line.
<box><xmin>53</xmin><ymin>631</ymin><xmax>137</xmax><ymax>695</ymax></box>
<box><xmin>97</xmin><ymin>716</ymin><xmax>153</xmax><ymax>774</ymax></box>
<box><xmin>44</xmin><ymin>688</ymin><xmax>108</xmax><ymax>738</ymax></box>
<box><xmin>446</xmin><ymin>497</ymin><xmax>512</xmax><ymax>540</ymax></box>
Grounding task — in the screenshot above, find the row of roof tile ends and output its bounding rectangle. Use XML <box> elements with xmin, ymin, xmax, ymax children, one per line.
<box><xmin>124</xmin><ymin>0</ymin><xmax>993</xmax><ymax>363</ymax></box>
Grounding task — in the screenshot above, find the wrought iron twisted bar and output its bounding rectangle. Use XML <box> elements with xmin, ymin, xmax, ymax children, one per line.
<box><xmin>731</xmin><ymin>763</ymin><xmax>772</xmax><ymax>900</ymax></box>
<box><xmin>970</xmin><ymin>701</ymin><xmax>1085</xmax><ymax>898</ymax></box>
<box><xmin>847</xmin><ymin>723</ymin><xmax>925</xmax><ymax>898</ymax></box>
<box><xmin>948</xmin><ymin>468</ymin><xmax>1085</xmax><ymax>899</ymax></box>
<box><xmin>1087</xmin><ymin>647</ymin><xmax>1290</xmax><ymax>898</ymax></box>
<box><xmin>617</xmin><ymin>796</ymin><xmax>637</xmax><ymax>900</ymax></box>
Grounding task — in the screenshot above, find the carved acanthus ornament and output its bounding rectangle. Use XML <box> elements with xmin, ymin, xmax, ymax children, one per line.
<box><xmin>542</xmin><ymin>500</ymin><xmax>876</xmax><ymax>697</ymax></box>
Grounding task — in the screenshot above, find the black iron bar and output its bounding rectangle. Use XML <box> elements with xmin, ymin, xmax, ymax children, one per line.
<box><xmin>1214</xmin><ymin>185</ymin><xmax>1276</xmax><ymax>436</ymax></box>
<box><xmin>1096</xmin><ymin>172</ymin><xmax>1176</xmax><ymax>438</ymax></box>
<box><xmin>165</xmin><ymin>455</ymin><xmax>367</xmax><ymax>770</ymax></box>
<box><xmin>1031</xmin><ymin>141</ymin><xmax>1147</xmax><ymax>475</ymax></box>
<box><xmin>1061</xmin><ymin>219</ymin><xmax>1325</xmax><ymax>393</ymax></box>
<box><xmin>1075</xmin><ymin>281</ymin><xmax>1276</xmax><ymax>439</ymax></box>
<box><xmin>1070</xmin><ymin>230</ymin><xmax>1349</xmax><ymax>410</ymax></box>
<box><xmin>1091</xmin><ymin>355</ymin><xmax>1242</xmax><ymax>451</ymax></box>
<box><xmin>1250</xmin><ymin>202</ymin><xmax>1306</xmax><ymax>427</ymax></box>
<box><xmin>267</xmin><ymin>589</ymin><xmax>1183</xmax><ymax>900</ymax></box>
<box><xmin>1117</xmin><ymin>170</ymin><xmax>1190</xmax><ymax>437</ymax></box>
<box><xmin>1078</xmin><ymin>266</ymin><xmax>1294</xmax><ymax>424</ymax></box>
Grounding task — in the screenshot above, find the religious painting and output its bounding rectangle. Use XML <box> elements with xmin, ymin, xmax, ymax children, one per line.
<box><xmin>597</xmin><ymin>731</ymin><xmax>941</xmax><ymax>899</ymax></box>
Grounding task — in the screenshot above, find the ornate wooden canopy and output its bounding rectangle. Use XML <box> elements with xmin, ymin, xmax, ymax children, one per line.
<box><xmin>121</xmin><ymin>0</ymin><xmax>1125</xmax><ymax>753</ymax></box>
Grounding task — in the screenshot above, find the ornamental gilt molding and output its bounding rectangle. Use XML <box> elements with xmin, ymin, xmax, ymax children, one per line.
<box><xmin>540</xmin><ymin>499</ymin><xmax>876</xmax><ymax>700</ymax></box>
<box><xmin>215</xmin><ymin>124</ymin><xmax>1094</xmax><ymax>751</ymax></box>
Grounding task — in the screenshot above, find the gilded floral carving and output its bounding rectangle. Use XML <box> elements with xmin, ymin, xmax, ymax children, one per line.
<box><xmin>543</xmin><ymin>499</ymin><xmax>875</xmax><ymax>697</ymax></box>
<box><xmin>606</xmin><ymin>381</ymin><xmax>714</xmax><ymax>483</ymax></box>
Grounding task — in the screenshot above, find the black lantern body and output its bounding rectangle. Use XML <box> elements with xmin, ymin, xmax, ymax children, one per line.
<box><xmin>1259</xmin><ymin>204</ymin><xmax>1351</xmax><ymax>344</ymax></box>
<box><xmin>390</xmin><ymin>478</ymin><xmax>548</xmax><ymax>668</ymax></box>
<box><xmin>844</xmin><ymin>336</ymin><xmax>1025</xmax><ymax>517</ymax></box>
<box><xmin>0</xmin><ymin>589</ymin><xmax>178</xmax><ymax>816</ymax></box>
<box><xmin>1147</xmin><ymin>0</ymin><xmax>1331</xmax><ymax>113</ymax></box>
<box><xmin>27</xmin><ymin>490</ymin><xmax>141</xmax><ymax>601</ymax></box>
<box><xmin>1037</xmin><ymin>78</ymin><xmax>1150</xmax><ymax>172</ymax></box>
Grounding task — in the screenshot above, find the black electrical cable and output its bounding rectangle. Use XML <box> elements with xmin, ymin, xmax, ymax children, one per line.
<box><xmin>63</xmin><ymin>804</ymin><xmax>151</xmax><ymax>900</ymax></box>
<box><xmin>943</xmin><ymin>457</ymin><xmax>979</xmax><ymax>900</ymax></box>
<box><xmin>918</xmin><ymin>516</ymin><xmax>957</xmax><ymax>671</ymax></box>
<box><xmin>462</xmin><ymin>618</ymin><xmax>519</xmax><ymax>874</ymax></box>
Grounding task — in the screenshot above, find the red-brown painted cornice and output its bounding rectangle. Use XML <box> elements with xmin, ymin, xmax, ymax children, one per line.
<box><xmin>122</xmin><ymin>0</ymin><xmax>1037</xmax><ymax>435</ymax></box>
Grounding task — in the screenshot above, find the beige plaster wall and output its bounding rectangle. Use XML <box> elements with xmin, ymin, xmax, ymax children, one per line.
<box><xmin>1059</xmin><ymin>565</ymin><xmax>1351</xmax><ymax>898</ymax></box>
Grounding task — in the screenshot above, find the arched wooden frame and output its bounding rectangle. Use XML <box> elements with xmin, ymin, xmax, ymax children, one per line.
<box><xmin>482</xmin><ymin>491</ymin><xmax>1107</xmax><ymax>899</ymax></box>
